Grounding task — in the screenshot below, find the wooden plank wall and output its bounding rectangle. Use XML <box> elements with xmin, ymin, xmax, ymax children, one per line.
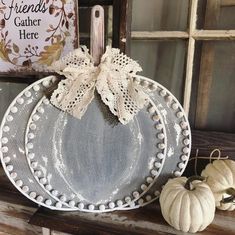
<box><xmin>185</xmin><ymin>130</ymin><xmax>235</xmax><ymax>176</ymax></box>
<box><xmin>195</xmin><ymin>0</ymin><xmax>220</xmax><ymax>128</ymax></box>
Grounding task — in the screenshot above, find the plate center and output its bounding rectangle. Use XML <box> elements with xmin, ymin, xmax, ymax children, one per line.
<box><xmin>52</xmin><ymin>98</ymin><xmax>146</xmax><ymax>203</ymax></box>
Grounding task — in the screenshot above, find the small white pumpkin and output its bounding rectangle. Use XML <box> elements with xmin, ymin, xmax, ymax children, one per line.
<box><xmin>159</xmin><ymin>176</ymin><xmax>215</xmax><ymax>233</ymax></box>
<box><xmin>201</xmin><ymin>159</ymin><xmax>235</xmax><ymax>211</ymax></box>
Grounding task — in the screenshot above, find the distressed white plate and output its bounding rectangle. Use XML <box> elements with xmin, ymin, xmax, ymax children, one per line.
<box><xmin>24</xmin><ymin>84</ymin><xmax>167</xmax><ymax>212</ymax></box>
<box><xmin>0</xmin><ymin>75</ymin><xmax>191</xmax><ymax>212</ymax></box>
<box><xmin>0</xmin><ymin>76</ymin><xmax>73</xmax><ymax>210</ymax></box>
<box><xmin>120</xmin><ymin>75</ymin><xmax>191</xmax><ymax>209</ymax></box>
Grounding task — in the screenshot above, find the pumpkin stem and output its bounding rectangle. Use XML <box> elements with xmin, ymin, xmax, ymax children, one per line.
<box><xmin>221</xmin><ymin>188</ymin><xmax>235</xmax><ymax>204</ymax></box>
<box><xmin>184</xmin><ymin>176</ymin><xmax>205</xmax><ymax>191</ymax></box>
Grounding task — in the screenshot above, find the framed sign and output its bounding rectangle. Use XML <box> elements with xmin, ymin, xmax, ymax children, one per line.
<box><xmin>0</xmin><ymin>0</ymin><xmax>78</xmax><ymax>73</ymax></box>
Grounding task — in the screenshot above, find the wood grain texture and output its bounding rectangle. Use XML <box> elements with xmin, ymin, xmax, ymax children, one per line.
<box><xmin>183</xmin><ymin>0</ymin><xmax>198</xmax><ymax>116</ymax></box>
<box><xmin>185</xmin><ymin>130</ymin><xmax>235</xmax><ymax>176</ymax></box>
<box><xmin>112</xmin><ymin>0</ymin><xmax>132</xmax><ymax>54</ymax></box>
<box><xmin>0</xmin><ymin>206</ymin><xmax>41</xmax><ymax>235</ymax></box>
<box><xmin>193</xmin><ymin>30</ymin><xmax>235</xmax><ymax>39</ymax></box>
<box><xmin>51</xmin><ymin>231</ymin><xmax>73</xmax><ymax>235</ymax></box>
<box><xmin>195</xmin><ymin>0</ymin><xmax>221</xmax><ymax>128</ymax></box>
<box><xmin>183</xmin><ymin>37</ymin><xmax>195</xmax><ymax>116</ymax></box>
<box><xmin>0</xmin><ymin>190</ymin><xmax>41</xmax><ymax>235</ymax></box>
<box><xmin>131</xmin><ymin>31</ymin><xmax>189</xmax><ymax>40</ymax></box>
<box><xmin>90</xmin><ymin>5</ymin><xmax>105</xmax><ymax>65</ymax></box>
<box><xmin>30</xmin><ymin>203</ymin><xmax>235</xmax><ymax>235</ymax></box>
<box><xmin>221</xmin><ymin>0</ymin><xmax>235</xmax><ymax>6</ymax></box>
<box><xmin>131</xmin><ymin>30</ymin><xmax>235</xmax><ymax>40</ymax></box>
<box><xmin>191</xmin><ymin>130</ymin><xmax>235</xmax><ymax>156</ymax></box>
<box><xmin>0</xmin><ymin>165</ymin><xmax>17</xmax><ymax>192</ymax></box>
<box><xmin>194</xmin><ymin>41</ymin><xmax>215</xmax><ymax>128</ymax></box>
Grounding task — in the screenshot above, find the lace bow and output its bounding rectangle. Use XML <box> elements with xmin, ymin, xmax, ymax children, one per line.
<box><xmin>50</xmin><ymin>46</ymin><xmax>149</xmax><ymax>125</ymax></box>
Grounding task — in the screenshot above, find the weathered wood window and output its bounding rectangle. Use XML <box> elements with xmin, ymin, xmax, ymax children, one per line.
<box><xmin>131</xmin><ymin>0</ymin><xmax>235</xmax><ymax>134</ymax></box>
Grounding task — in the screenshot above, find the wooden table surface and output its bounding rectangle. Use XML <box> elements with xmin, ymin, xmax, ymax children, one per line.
<box><xmin>1</xmin><ymin>129</ymin><xmax>235</xmax><ymax>235</ymax></box>
<box><xmin>2</xmin><ymin>165</ymin><xmax>234</xmax><ymax>235</ymax></box>
<box><xmin>28</xmin><ymin>202</ymin><xmax>235</xmax><ymax>235</ymax></box>
<box><xmin>1</xmin><ymin>175</ymin><xmax>235</xmax><ymax>235</ymax></box>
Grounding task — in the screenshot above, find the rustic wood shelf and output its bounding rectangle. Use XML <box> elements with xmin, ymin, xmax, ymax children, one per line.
<box><xmin>29</xmin><ymin>202</ymin><xmax>235</xmax><ymax>235</ymax></box>
<box><xmin>0</xmin><ymin>129</ymin><xmax>235</xmax><ymax>235</ymax></box>
<box><xmin>1</xmin><ymin>165</ymin><xmax>235</xmax><ymax>235</ymax></box>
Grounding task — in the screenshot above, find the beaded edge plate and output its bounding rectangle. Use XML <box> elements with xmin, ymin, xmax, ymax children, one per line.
<box><xmin>23</xmin><ymin>75</ymin><xmax>191</xmax><ymax>211</ymax></box>
<box><xmin>0</xmin><ymin>75</ymin><xmax>191</xmax><ymax>212</ymax></box>
<box><xmin>0</xmin><ymin>76</ymin><xmax>73</xmax><ymax>210</ymax></box>
<box><xmin>0</xmin><ymin>76</ymin><xmax>167</xmax><ymax>212</ymax></box>
<box><xmin>24</xmin><ymin>88</ymin><xmax>167</xmax><ymax>212</ymax></box>
<box><xmin>119</xmin><ymin>75</ymin><xmax>191</xmax><ymax>209</ymax></box>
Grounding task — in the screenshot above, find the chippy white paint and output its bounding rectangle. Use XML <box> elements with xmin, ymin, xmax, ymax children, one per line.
<box><xmin>174</xmin><ymin>123</ymin><xmax>181</xmax><ymax>146</ymax></box>
<box><xmin>167</xmin><ymin>147</ymin><xmax>174</xmax><ymax>158</ymax></box>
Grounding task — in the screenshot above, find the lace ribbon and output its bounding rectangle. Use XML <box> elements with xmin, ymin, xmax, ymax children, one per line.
<box><xmin>50</xmin><ymin>46</ymin><xmax>149</xmax><ymax>124</ymax></box>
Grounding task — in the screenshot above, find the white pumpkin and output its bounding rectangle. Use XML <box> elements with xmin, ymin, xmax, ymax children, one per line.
<box><xmin>159</xmin><ymin>176</ymin><xmax>215</xmax><ymax>233</ymax></box>
<box><xmin>201</xmin><ymin>159</ymin><xmax>235</xmax><ymax>211</ymax></box>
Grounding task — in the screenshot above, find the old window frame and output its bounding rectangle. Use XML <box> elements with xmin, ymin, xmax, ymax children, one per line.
<box><xmin>131</xmin><ymin>0</ymin><xmax>235</xmax><ymax>123</ymax></box>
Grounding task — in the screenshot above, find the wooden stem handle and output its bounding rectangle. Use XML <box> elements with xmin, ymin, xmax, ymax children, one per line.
<box><xmin>90</xmin><ymin>5</ymin><xmax>104</xmax><ymax>66</ymax></box>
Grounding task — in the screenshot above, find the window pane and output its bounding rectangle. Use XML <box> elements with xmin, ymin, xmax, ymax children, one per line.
<box><xmin>130</xmin><ymin>40</ymin><xmax>187</xmax><ymax>103</ymax></box>
<box><xmin>132</xmin><ymin>0</ymin><xmax>189</xmax><ymax>31</ymax></box>
<box><xmin>0</xmin><ymin>82</ymin><xmax>27</xmax><ymax>121</ymax></box>
<box><xmin>193</xmin><ymin>41</ymin><xmax>235</xmax><ymax>132</ymax></box>
<box><xmin>197</xmin><ymin>0</ymin><xmax>235</xmax><ymax>29</ymax></box>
